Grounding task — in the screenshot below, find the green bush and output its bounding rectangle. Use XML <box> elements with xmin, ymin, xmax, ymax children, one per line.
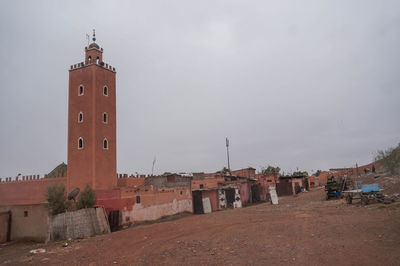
<box><xmin>261</xmin><ymin>165</ymin><xmax>281</xmax><ymax>176</ymax></box>
<box><xmin>46</xmin><ymin>184</ymin><xmax>70</xmax><ymax>215</ymax></box>
<box><xmin>77</xmin><ymin>185</ymin><xmax>97</xmax><ymax>209</ymax></box>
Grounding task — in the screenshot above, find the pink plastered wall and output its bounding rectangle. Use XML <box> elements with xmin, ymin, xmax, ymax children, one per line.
<box><xmin>202</xmin><ymin>190</ymin><xmax>219</xmax><ymax>211</ymax></box>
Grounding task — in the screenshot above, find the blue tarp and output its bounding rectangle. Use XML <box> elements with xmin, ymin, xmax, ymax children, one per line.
<box><xmin>361</xmin><ymin>184</ymin><xmax>379</xmax><ymax>192</ymax></box>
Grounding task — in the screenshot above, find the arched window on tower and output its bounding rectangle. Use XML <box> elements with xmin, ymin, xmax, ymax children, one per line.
<box><xmin>103</xmin><ymin>138</ymin><xmax>108</xmax><ymax>150</ymax></box>
<box><xmin>78</xmin><ymin>112</ymin><xmax>83</xmax><ymax>123</ymax></box>
<box><xmin>103</xmin><ymin>86</ymin><xmax>108</xmax><ymax>96</ymax></box>
<box><xmin>96</xmin><ymin>56</ymin><xmax>99</xmax><ymax>64</ymax></box>
<box><xmin>78</xmin><ymin>85</ymin><xmax>84</xmax><ymax>96</ymax></box>
<box><xmin>103</xmin><ymin>112</ymin><xmax>108</xmax><ymax>124</ymax></box>
<box><xmin>78</xmin><ymin>137</ymin><xmax>84</xmax><ymax>149</ymax></box>
<box><xmin>88</xmin><ymin>56</ymin><xmax>92</xmax><ymax>63</ymax></box>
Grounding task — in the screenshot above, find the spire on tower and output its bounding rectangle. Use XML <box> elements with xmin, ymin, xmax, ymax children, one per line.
<box><xmin>92</xmin><ymin>29</ymin><xmax>96</xmax><ymax>43</ymax></box>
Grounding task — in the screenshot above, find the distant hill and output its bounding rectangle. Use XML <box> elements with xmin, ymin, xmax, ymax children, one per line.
<box><xmin>47</xmin><ymin>162</ymin><xmax>67</xmax><ymax>178</ymax></box>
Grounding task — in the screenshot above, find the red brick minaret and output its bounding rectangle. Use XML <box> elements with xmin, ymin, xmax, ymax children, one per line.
<box><xmin>67</xmin><ymin>31</ymin><xmax>117</xmax><ymax>193</ymax></box>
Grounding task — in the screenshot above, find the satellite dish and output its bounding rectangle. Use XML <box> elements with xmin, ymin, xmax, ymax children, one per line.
<box><xmin>68</xmin><ymin>188</ymin><xmax>80</xmax><ymax>201</ymax></box>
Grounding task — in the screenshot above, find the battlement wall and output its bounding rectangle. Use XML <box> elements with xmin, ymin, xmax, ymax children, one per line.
<box><xmin>0</xmin><ymin>171</ymin><xmax>66</xmax><ymax>183</ymax></box>
<box><xmin>70</xmin><ymin>61</ymin><xmax>116</xmax><ymax>72</ymax></box>
<box><xmin>0</xmin><ymin>176</ymin><xmax>66</xmax><ymax>206</ymax></box>
<box><xmin>116</xmin><ymin>173</ymin><xmax>145</xmax><ymax>188</ymax></box>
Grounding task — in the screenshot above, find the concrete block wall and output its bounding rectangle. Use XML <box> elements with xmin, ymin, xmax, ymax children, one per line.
<box><xmin>145</xmin><ymin>175</ymin><xmax>191</xmax><ymax>189</ymax></box>
<box><xmin>48</xmin><ymin>207</ymin><xmax>110</xmax><ymax>241</ymax></box>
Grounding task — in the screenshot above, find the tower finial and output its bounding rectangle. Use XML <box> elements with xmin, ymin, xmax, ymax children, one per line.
<box><xmin>92</xmin><ymin>29</ymin><xmax>96</xmax><ymax>43</ymax></box>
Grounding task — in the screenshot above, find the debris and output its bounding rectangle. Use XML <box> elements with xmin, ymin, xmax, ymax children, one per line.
<box><xmin>62</xmin><ymin>242</ymin><xmax>69</xmax><ymax>247</ymax></box>
<box><xmin>269</xmin><ymin>186</ymin><xmax>279</xmax><ymax>205</ymax></box>
<box><xmin>30</xmin><ymin>248</ymin><xmax>46</xmax><ymax>254</ymax></box>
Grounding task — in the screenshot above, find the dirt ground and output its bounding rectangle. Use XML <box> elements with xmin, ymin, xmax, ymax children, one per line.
<box><xmin>1</xmin><ymin>187</ymin><xmax>400</xmax><ymax>266</ymax></box>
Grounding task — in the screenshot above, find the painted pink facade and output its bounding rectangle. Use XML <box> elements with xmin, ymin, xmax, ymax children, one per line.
<box><xmin>202</xmin><ymin>190</ymin><xmax>219</xmax><ymax>211</ymax></box>
<box><xmin>239</xmin><ymin>182</ymin><xmax>251</xmax><ymax>204</ymax></box>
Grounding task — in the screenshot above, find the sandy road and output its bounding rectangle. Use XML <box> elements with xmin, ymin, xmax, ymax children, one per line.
<box><xmin>1</xmin><ymin>187</ymin><xmax>400</xmax><ymax>265</ymax></box>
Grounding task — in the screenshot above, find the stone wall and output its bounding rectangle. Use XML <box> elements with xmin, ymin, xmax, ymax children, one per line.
<box><xmin>48</xmin><ymin>207</ymin><xmax>110</xmax><ymax>241</ymax></box>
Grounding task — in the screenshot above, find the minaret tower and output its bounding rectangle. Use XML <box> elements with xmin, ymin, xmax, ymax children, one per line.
<box><xmin>67</xmin><ymin>31</ymin><xmax>117</xmax><ymax>192</ymax></box>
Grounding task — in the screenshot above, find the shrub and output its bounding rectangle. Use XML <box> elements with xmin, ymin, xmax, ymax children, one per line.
<box><xmin>261</xmin><ymin>166</ymin><xmax>281</xmax><ymax>176</ymax></box>
<box><xmin>77</xmin><ymin>185</ymin><xmax>97</xmax><ymax>209</ymax></box>
<box><xmin>313</xmin><ymin>170</ymin><xmax>322</xmax><ymax>177</ymax></box>
<box><xmin>46</xmin><ymin>184</ymin><xmax>69</xmax><ymax>215</ymax></box>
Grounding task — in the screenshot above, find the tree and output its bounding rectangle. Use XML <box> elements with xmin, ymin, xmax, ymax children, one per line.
<box><xmin>46</xmin><ymin>184</ymin><xmax>70</xmax><ymax>215</ymax></box>
<box><xmin>261</xmin><ymin>165</ymin><xmax>281</xmax><ymax>176</ymax></box>
<box><xmin>313</xmin><ymin>170</ymin><xmax>322</xmax><ymax>177</ymax></box>
<box><xmin>375</xmin><ymin>144</ymin><xmax>400</xmax><ymax>175</ymax></box>
<box><xmin>77</xmin><ymin>185</ymin><xmax>97</xmax><ymax>209</ymax></box>
<box><xmin>292</xmin><ymin>171</ymin><xmax>308</xmax><ymax>177</ymax></box>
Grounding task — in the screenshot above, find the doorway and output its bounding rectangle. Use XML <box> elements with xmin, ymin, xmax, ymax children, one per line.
<box><xmin>108</xmin><ymin>210</ymin><xmax>120</xmax><ymax>232</ymax></box>
<box><xmin>192</xmin><ymin>191</ymin><xmax>204</xmax><ymax>214</ymax></box>
<box><xmin>251</xmin><ymin>184</ymin><xmax>262</xmax><ymax>203</ymax></box>
<box><xmin>225</xmin><ymin>188</ymin><xmax>235</xmax><ymax>208</ymax></box>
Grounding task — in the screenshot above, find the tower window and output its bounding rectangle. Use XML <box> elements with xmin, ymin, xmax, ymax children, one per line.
<box><xmin>78</xmin><ymin>85</ymin><xmax>84</xmax><ymax>96</ymax></box>
<box><xmin>78</xmin><ymin>112</ymin><xmax>83</xmax><ymax>123</ymax></box>
<box><xmin>103</xmin><ymin>138</ymin><xmax>108</xmax><ymax>149</ymax></box>
<box><xmin>103</xmin><ymin>86</ymin><xmax>108</xmax><ymax>96</ymax></box>
<box><xmin>103</xmin><ymin>112</ymin><xmax>108</xmax><ymax>124</ymax></box>
<box><xmin>96</xmin><ymin>57</ymin><xmax>99</xmax><ymax>64</ymax></box>
<box><xmin>78</xmin><ymin>137</ymin><xmax>83</xmax><ymax>149</ymax></box>
<box><xmin>88</xmin><ymin>56</ymin><xmax>92</xmax><ymax>63</ymax></box>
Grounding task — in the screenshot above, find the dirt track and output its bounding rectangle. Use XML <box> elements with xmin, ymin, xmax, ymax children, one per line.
<box><xmin>1</xmin><ymin>187</ymin><xmax>400</xmax><ymax>265</ymax></box>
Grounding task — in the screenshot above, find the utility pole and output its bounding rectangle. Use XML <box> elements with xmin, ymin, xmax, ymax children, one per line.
<box><xmin>151</xmin><ymin>156</ymin><xmax>156</xmax><ymax>176</ymax></box>
<box><xmin>226</xmin><ymin>137</ymin><xmax>231</xmax><ymax>171</ymax></box>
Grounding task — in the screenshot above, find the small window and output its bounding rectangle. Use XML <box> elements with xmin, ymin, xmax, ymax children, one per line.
<box><xmin>103</xmin><ymin>86</ymin><xmax>108</xmax><ymax>96</ymax></box>
<box><xmin>103</xmin><ymin>113</ymin><xmax>108</xmax><ymax>123</ymax></box>
<box><xmin>24</xmin><ymin>211</ymin><xmax>28</xmax><ymax>217</ymax></box>
<box><xmin>78</xmin><ymin>85</ymin><xmax>84</xmax><ymax>96</ymax></box>
<box><xmin>103</xmin><ymin>138</ymin><xmax>108</xmax><ymax>149</ymax></box>
<box><xmin>88</xmin><ymin>56</ymin><xmax>92</xmax><ymax>63</ymax></box>
<box><xmin>180</xmin><ymin>191</ymin><xmax>183</xmax><ymax>195</ymax></box>
<box><xmin>78</xmin><ymin>137</ymin><xmax>83</xmax><ymax>149</ymax></box>
<box><xmin>200</xmin><ymin>184</ymin><xmax>204</xmax><ymax>189</ymax></box>
<box><xmin>96</xmin><ymin>57</ymin><xmax>99</xmax><ymax>64</ymax></box>
<box><xmin>136</xmin><ymin>196</ymin><xmax>140</xmax><ymax>204</ymax></box>
<box><xmin>78</xmin><ymin>112</ymin><xmax>83</xmax><ymax>123</ymax></box>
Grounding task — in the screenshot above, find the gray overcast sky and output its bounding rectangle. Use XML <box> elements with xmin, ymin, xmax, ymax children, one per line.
<box><xmin>0</xmin><ymin>0</ymin><xmax>399</xmax><ymax>177</ymax></box>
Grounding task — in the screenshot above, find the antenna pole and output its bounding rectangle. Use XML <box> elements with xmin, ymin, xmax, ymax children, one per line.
<box><xmin>226</xmin><ymin>137</ymin><xmax>231</xmax><ymax>171</ymax></box>
<box><xmin>151</xmin><ymin>156</ymin><xmax>156</xmax><ymax>176</ymax></box>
